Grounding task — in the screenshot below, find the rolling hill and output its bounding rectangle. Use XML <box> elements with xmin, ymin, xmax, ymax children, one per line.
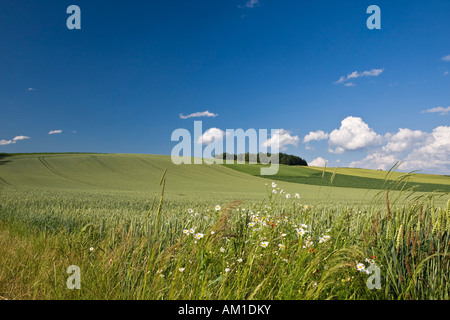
<box><xmin>0</xmin><ymin>153</ymin><xmax>448</xmax><ymax>206</ymax></box>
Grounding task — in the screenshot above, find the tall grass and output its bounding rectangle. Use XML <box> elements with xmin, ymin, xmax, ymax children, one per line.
<box><xmin>0</xmin><ymin>170</ymin><xmax>449</xmax><ymax>300</ymax></box>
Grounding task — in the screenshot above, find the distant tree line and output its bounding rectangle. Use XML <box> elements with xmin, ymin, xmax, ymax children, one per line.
<box><xmin>214</xmin><ymin>152</ymin><xmax>308</xmax><ymax>166</ymax></box>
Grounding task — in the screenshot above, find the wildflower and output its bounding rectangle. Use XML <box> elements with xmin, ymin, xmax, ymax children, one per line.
<box><xmin>281</xmin><ymin>233</ymin><xmax>287</xmax><ymax>237</ymax></box>
<box><xmin>260</xmin><ymin>241</ymin><xmax>269</xmax><ymax>248</ymax></box>
<box><xmin>278</xmin><ymin>244</ymin><xmax>285</xmax><ymax>250</ymax></box>
<box><xmin>297</xmin><ymin>228</ymin><xmax>306</xmax><ymax>236</ymax></box>
<box><xmin>356</xmin><ymin>263</ymin><xmax>366</xmax><ymax>272</ymax></box>
<box><xmin>189</xmin><ymin>228</ymin><xmax>196</xmax><ymax>234</ymax></box>
<box><xmin>272</xmin><ymin>189</ymin><xmax>277</xmax><ymax>194</ymax></box>
<box><xmin>237</xmin><ymin>258</ymin><xmax>243</xmax><ymax>263</ymax></box>
<box><xmin>282</xmin><ymin>258</ymin><xmax>288</xmax><ymax>263</ymax></box>
<box><xmin>215</xmin><ymin>205</ymin><xmax>221</xmax><ymax>211</ymax></box>
<box><xmin>305</xmin><ymin>240</ymin><xmax>313</xmax><ymax>247</ymax></box>
<box><xmin>319</xmin><ymin>235</ymin><xmax>331</xmax><ymax>243</ymax></box>
<box><xmin>179</xmin><ymin>268</ymin><xmax>185</xmax><ymax>272</ymax></box>
<box><xmin>286</xmin><ymin>194</ymin><xmax>291</xmax><ymax>199</ymax></box>
<box><xmin>210</xmin><ymin>231</ymin><xmax>215</xmax><ymax>235</ymax></box>
<box><xmin>188</xmin><ymin>209</ymin><xmax>194</xmax><ymax>214</ymax></box>
<box><xmin>272</xmin><ymin>182</ymin><xmax>277</xmax><ymax>188</ymax></box>
<box><xmin>220</xmin><ymin>247</ymin><xmax>225</xmax><ymax>253</ymax></box>
<box><xmin>295</xmin><ymin>193</ymin><xmax>300</xmax><ymax>199</ymax></box>
<box><xmin>89</xmin><ymin>247</ymin><xmax>94</xmax><ymax>252</ymax></box>
<box><xmin>248</xmin><ymin>222</ymin><xmax>255</xmax><ymax>227</ymax></box>
<box><xmin>183</xmin><ymin>229</ymin><xmax>189</xmax><ymax>235</ymax></box>
<box><xmin>225</xmin><ymin>268</ymin><xmax>231</xmax><ymax>273</ymax></box>
<box><xmin>194</xmin><ymin>233</ymin><xmax>204</xmax><ymax>240</ymax></box>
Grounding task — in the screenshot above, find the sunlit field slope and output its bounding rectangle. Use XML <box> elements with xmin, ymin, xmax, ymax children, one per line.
<box><xmin>224</xmin><ymin>163</ymin><xmax>450</xmax><ymax>193</ymax></box>
<box><xmin>0</xmin><ymin>153</ymin><xmax>398</xmax><ymax>206</ymax></box>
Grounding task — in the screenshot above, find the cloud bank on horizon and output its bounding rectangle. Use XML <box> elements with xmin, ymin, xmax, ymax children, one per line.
<box><xmin>304</xmin><ymin>116</ymin><xmax>450</xmax><ymax>173</ymax></box>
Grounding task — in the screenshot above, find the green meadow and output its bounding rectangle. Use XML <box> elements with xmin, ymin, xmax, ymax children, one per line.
<box><xmin>0</xmin><ymin>153</ymin><xmax>449</xmax><ymax>300</ymax></box>
<box><xmin>224</xmin><ymin>163</ymin><xmax>450</xmax><ymax>193</ymax></box>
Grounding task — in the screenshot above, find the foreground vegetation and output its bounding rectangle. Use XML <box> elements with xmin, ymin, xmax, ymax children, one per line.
<box><xmin>0</xmin><ymin>179</ymin><xmax>449</xmax><ymax>299</ymax></box>
<box><xmin>0</xmin><ymin>154</ymin><xmax>449</xmax><ymax>300</ymax></box>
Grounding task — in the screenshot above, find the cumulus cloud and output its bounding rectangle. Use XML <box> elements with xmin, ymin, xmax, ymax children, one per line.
<box><xmin>180</xmin><ymin>111</ymin><xmax>218</xmax><ymax>119</ymax></box>
<box><xmin>334</xmin><ymin>68</ymin><xmax>384</xmax><ymax>85</ymax></box>
<box><xmin>442</xmin><ymin>55</ymin><xmax>450</xmax><ymax>62</ymax></box>
<box><xmin>382</xmin><ymin>128</ymin><xmax>429</xmax><ymax>153</ymax></box>
<box><xmin>401</xmin><ymin>126</ymin><xmax>450</xmax><ymax>171</ymax></box>
<box><xmin>303</xmin><ymin>130</ymin><xmax>329</xmax><ymax>143</ymax></box>
<box><xmin>197</xmin><ymin>128</ymin><xmax>227</xmax><ymax>145</ymax></box>
<box><xmin>421</xmin><ymin>106</ymin><xmax>450</xmax><ymax>116</ymax></box>
<box><xmin>328</xmin><ymin>116</ymin><xmax>383</xmax><ymax>153</ymax></box>
<box><xmin>0</xmin><ymin>135</ymin><xmax>31</xmax><ymax>146</ymax></box>
<box><xmin>350</xmin><ymin>126</ymin><xmax>450</xmax><ymax>173</ymax></box>
<box><xmin>49</xmin><ymin>130</ymin><xmax>63</xmax><ymax>135</ymax></box>
<box><xmin>349</xmin><ymin>152</ymin><xmax>399</xmax><ymax>171</ymax></box>
<box><xmin>262</xmin><ymin>129</ymin><xmax>299</xmax><ymax>151</ymax></box>
<box><xmin>26</xmin><ymin>88</ymin><xmax>36</xmax><ymax>91</ymax></box>
<box><xmin>309</xmin><ymin>157</ymin><xmax>328</xmax><ymax>167</ymax></box>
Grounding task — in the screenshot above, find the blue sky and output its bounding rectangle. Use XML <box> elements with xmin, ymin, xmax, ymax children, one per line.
<box><xmin>1</xmin><ymin>0</ymin><xmax>449</xmax><ymax>174</ymax></box>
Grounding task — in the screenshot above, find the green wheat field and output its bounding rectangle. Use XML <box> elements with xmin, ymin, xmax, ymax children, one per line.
<box><xmin>0</xmin><ymin>153</ymin><xmax>449</xmax><ymax>300</ymax></box>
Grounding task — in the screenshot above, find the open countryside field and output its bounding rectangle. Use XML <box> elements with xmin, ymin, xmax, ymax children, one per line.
<box><xmin>224</xmin><ymin>163</ymin><xmax>450</xmax><ymax>193</ymax></box>
<box><xmin>308</xmin><ymin>166</ymin><xmax>450</xmax><ymax>185</ymax></box>
<box><xmin>0</xmin><ymin>153</ymin><xmax>449</xmax><ymax>300</ymax></box>
<box><xmin>0</xmin><ymin>153</ymin><xmax>409</xmax><ymax>205</ymax></box>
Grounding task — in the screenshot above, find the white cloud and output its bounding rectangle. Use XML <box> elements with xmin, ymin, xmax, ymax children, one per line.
<box><xmin>49</xmin><ymin>130</ymin><xmax>63</xmax><ymax>135</ymax></box>
<box><xmin>350</xmin><ymin>126</ymin><xmax>450</xmax><ymax>173</ymax></box>
<box><xmin>26</xmin><ymin>88</ymin><xmax>36</xmax><ymax>91</ymax></box>
<box><xmin>444</xmin><ymin>71</ymin><xmax>449</xmax><ymax>76</ymax></box>
<box><xmin>180</xmin><ymin>111</ymin><xmax>218</xmax><ymax>119</ymax></box>
<box><xmin>334</xmin><ymin>68</ymin><xmax>384</xmax><ymax>85</ymax></box>
<box><xmin>0</xmin><ymin>140</ymin><xmax>12</xmax><ymax>146</ymax></box>
<box><xmin>197</xmin><ymin>128</ymin><xmax>226</xmax><ymax>145</ymax></box>
<box><xmin>328</xmin><ymin>116</ymin><xmax>383</xmax><ymax>153</ymax></box>
<box><xmin>239</xmin><ymin>0</ymin><xmax>259</xmax><ymax>8</ymax></box>
<box><xmin>13</xmin><ymin>136</ymin><xmax>30</xmax><ymax>141</ymax></box>
<box><xmin>309</xmin><ymin>157</ymin><xmax>328</xmax><ymax>167</ymax></box>
<box><xmin>401</xmin><ymin>126</ymin><xmax>450</xmax><ymax>171</ymax></box>
<box><xmin>0</xmin><ymin>135</ymin><xmax>31</xmax><ymax>146</ymax></box>
<box><xmin>441</xmin><ymin>55</ymin><xmax>450</xmax><ymax>62</ymax></box>
<box><xmin>303</xmin><ymin>130</ymin><xmax>329</xmax><ymax>143</ymax></box>
<box><xmin>421</xmin><ymin>106</ymin><xmax>450</xmax><ymax>116</ymax></box>
<box><xmin>262</xmin><ymin>129</ymin><xmax>299</xmax><ymax>151</ymax></box>
<box><xmin>350</xmin><ymin>151</ymin><xmax>399</xmax><ymax>171</ymax></box>
<box><xmin>382</xmin><ymin>128</ymin><xmax>429</xmax><ymax>153</ymax></box>
<box><xmin>344</xmin><ymin>82</ymin><xmax>356</xmax><ymax>87</ymax></box>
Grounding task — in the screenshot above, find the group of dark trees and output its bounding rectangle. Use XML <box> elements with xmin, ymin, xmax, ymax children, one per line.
<box><xmin>214</xmin><ymin>152</ymin><xmax>308</xmax><ymax>166</ymax></box>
